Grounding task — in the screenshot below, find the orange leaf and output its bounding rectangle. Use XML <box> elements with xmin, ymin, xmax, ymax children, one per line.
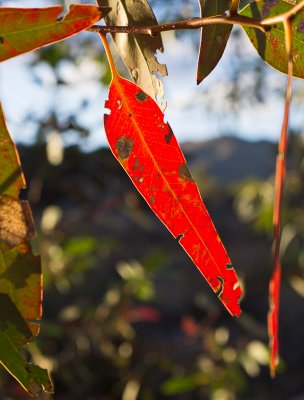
<box><xmin>0</xmin><ymin>5</ymin><xmax>106</xmax><ymax>62</ymax></box>
<box><xmin>0</xmin><ymin>103</ymin><xmax>53</xmax><ymax>395</ymax></box>
<box><xmin>101</xmin><ymin>36</ymin><xmax>242</xmax><ymax>316</ymax></box>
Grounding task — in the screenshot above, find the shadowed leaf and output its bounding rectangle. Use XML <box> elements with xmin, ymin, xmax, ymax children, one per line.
<box><xmin>240</xmin><ymin>0</ymin><xmax>304</xmax><ymax>78</ymax></box>
<box><xmin>0</xmin><ymin>294</ymin><xmax>52</xmax><ymax>397</ymax></box>
<box><xmin>101</xmin><ymin>36</ymin><xmax>242</xmax><ymax>316</ymax></box>
<box><xmin>97</xmin><ymin>0</ymin><xmax>167</xmax><ymax>102</ymax></box>
<box><xmin>197</xmin><ymin>0</ymin><xmax>232</xmax><ymax>84</ymax></box>
<box><xmin>0</xmin><ymin>104</ymin><xmax>52</xmax><ymax>396</ymax></box>
<box><xmin>0</xmin><ymin>5</ymin><xmax>106</xmax><ymax>62</ymax></box>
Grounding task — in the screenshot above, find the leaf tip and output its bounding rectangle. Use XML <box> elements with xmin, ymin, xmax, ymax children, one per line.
<box><xmin>196</xmin><ymin>76</ymin><xmax>203</xmax><ymax>86</ymax></box>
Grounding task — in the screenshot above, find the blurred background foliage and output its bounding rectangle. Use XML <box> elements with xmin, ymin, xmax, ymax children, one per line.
<box><xmin>0</xmin><ymin>0</ymin><xmax>304</xmax><ymax>399</ymax></box>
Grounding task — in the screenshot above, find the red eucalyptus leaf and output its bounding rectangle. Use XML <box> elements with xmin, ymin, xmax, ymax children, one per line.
<box><xmin>102</xmin><ymin>36</ymin><xmax>242</xmax><ymax>316</ymax></box>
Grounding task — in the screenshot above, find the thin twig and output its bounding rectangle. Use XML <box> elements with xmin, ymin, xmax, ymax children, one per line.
<box><xmin>88</xmin><ymin>14</ymin><xmax>267</xmax><ymax>35</ymax></box>
<box><xmin>88</xmin><ymin>0</ymin><xmax>304</xmax><ymax>36</ymax></box>
<box><xmin>262</xmin><ymin>0</ymin><xmax>304</xmax><ymax>26</ymax></box>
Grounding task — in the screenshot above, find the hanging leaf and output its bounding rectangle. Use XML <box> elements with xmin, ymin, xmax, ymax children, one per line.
<box><xmin>0</xmin><ymin>294</ymin><xmax>53</xmax><ymax>397</ymax></box>
<box><xmin>197</xmin><ymin>0</ymin><xmax>232</xmax><ymax>84</ymax></box>
<box><xmin>0</xmin><ymin>104</ymin><xmax>52</xmax><ymax>396</ymax></box>
<box><xmin>0</xmin><ymin>5</ymin><xmax>107</xmax><ymax>62</ymax></box>
<box><xmin>101</xmin><ymin>36</ymin><xmax>242</xmax><ymax>316</ymax></box>
<box><xmin>97</xmin><ymin>0</ymin><xmax>167</xmax><ymax>102</ymax></box>
<box><xmin>240</xmin><ymin>0</ymin><xmax>304</xmax><ymax>78</ymax></box>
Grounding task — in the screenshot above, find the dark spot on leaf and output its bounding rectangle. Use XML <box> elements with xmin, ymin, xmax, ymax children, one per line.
<box><xmin>164</xmin><ymin>124</ymin><xmax>173</xmax><ymax>144</ymax></box>
<box><xmin>135</xmin><ymin>91</ymin><xmax>148</xmax><ymax>102</ymax></box>
<box><xmin>226</xmin><ymin>264</ymin><xmax>233</xmax><ymax>270</ymax></box>
<box><xmin>132</xmin><ymin>158</ymin><xmax>139</xmax><ymax>170</ymax></box>
<box><xmin>297</xmin><ymin>18</ymin><xmax>304</xmax><ymax>33</ymax></box>
<box><xmin>264</xmin><ymin>0</ymin><xmax>279</xmax><ymax>6</ymax></box>
<box><xmin>176</xmin><ymin>233</ymin><xmax>184</xmax><ymax>242</ymax></box>
<box><xmin>150</xmin><ymin>196</ymin><xmax>155</xmax><ymax>204</ymax></box>
<box><xmin>178</xmin><ymin>163</ymin><xmax>193</xmax><ymax>182</ymax></box>
<box><xmin>128</xmin><ymin>113</ymin><xmax>132</xmax><ymax>118</ymax></box>
<box><xmin>116</xmin><ymin>136</ymin><xmax>134</xmax><ymax>159</ymax></box>
<box><xmin>0</xmin><ymin>37</ymin><xmax>4</xmax><ymax>45</ymax></box>
<box><xmin>28</xmin><ymin>382</ymin><xmax>43</xmax><ymax>397</ymax></box>
<box><xmin>261</xmin><ymin>0</ymin><xmax>278</xmax><ymax>19</ymax></box>
<box><xmin>139</xmin><ymin>165</ymin><xmax>144</xmax><ymax>173</ymax></box>
<box><xmin>261</xmin><ymin>6</ymin><xmax>270</xmax><ymax>18</ymax></box>
<box><xmin>215</xmin><ymin>276</ymin><xmax>224</xmax><ymax>296</ymax></box>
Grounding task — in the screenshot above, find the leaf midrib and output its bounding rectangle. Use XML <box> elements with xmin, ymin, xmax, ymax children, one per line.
<box><xmin>112</xmin><ymin>75</ymin><xmax>232</xmax><ymax>290</ymax></box>
<box><xmin>0</xmin><ymin>12</ymin><xmax>95</xmax><ymax>37</ymax></box>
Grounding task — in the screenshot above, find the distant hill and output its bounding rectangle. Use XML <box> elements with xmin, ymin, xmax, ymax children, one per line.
<box><xmin>18</xmin><ymin>136</ymin><xmax>277</xmax><ymax>208</ymax></box>
<box><xmin>183</xmin><ymin>136</ymin><xmax>276</xmax><ymax>184</ymax></box>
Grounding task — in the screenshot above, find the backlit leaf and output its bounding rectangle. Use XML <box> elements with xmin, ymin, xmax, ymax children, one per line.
<box><xmin>197</xmin><ymin>0</ymin><xmax>232</xmax><ymax>84</ymax></box>
<box><xmin>240</xmin><ymin>0</ymin><xmax>304</xmax><ymax>78</ymax></box>
<box><xmin>0</xmin><ymin>104</ymin><xmax>52</xmax><ymax>396</ymax></box>
<box><xmin>102</xmin><ymin>36</ymin><xmax>242</xmax><ymax>316</ymax></box>
<box><xmin>0</xmin><ymin>5</ymin><xmax>106</xmax><ymax>62</ymax></box>
<box><xmin>98</xmin><ymin>0</ymin><xmax>167</xmax><ymax>102</ymax></box>
<box><xmin>0</xmin><ymin>294</ymin><xmax>52</xmax><ymax>397</ymax></box>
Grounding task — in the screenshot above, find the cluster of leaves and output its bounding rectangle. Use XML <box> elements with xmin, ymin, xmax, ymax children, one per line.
<box><xmin>0</xmin><ymin>0</ymin><xmax>304</xmax><ymax>396</ymax></box>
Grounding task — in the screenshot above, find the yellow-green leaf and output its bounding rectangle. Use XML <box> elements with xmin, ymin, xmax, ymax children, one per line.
<box><xmin>240</xmin><ymin>0</ymin><xmax>304</xmax><ymax>78</ymax></box>
<box><xmin>0</xmin><ymin>104</ymin><xmax>52</xmax><ymax>396</ymax></box>
<box><xmin>0</xmin><ymin>294</ymin><xmax>52</xmax><ymax>397</ymax></box>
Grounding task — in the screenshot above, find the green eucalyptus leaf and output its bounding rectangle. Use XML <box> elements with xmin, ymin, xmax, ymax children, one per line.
<box><xmin>197</xmin><ymin>0</ymin><xmax>232</xmax><ymax>84</ymax></box>
<box><xmin>240</xmin><ymin>0</ymin><xmax>304</xmax><ymax>79</ymax></box>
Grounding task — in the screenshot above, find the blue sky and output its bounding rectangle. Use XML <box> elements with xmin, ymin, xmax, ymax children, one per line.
<box><xmin>1</xmin><ymin>1</ymin><xmax>304</xmax><ymax>149</ymax></box>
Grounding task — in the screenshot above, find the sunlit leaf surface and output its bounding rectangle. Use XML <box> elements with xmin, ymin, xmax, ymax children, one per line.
<box><xmin>240</xmin><ymin>0</ymin><xmax>304</xmax><ymax>78</ymax></box>
<box><xmin>102</xmin><ymin>37</ymin><xmax>242</xmax><ymax>316</ymax></box>
<box><xmin>0</xmin><ymin>5</ymin><xmax>105</xmax><ymax>61</ymax></box>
